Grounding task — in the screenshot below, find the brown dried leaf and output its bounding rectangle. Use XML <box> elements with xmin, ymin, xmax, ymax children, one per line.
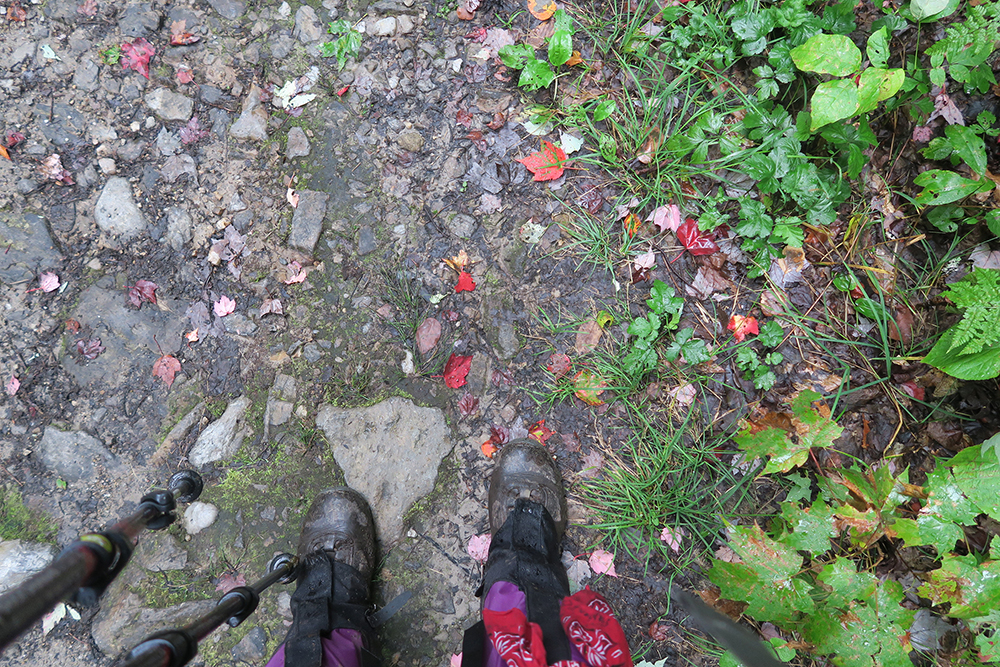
<box><xmin>416</xmin><ymin>317</ymin><xmax>442</xmax><ymax>355</ymax></box>
<box><xmin>574</xmin><ymin>319</ymin><xmax>602</xmax><ymax>355</ymax></box>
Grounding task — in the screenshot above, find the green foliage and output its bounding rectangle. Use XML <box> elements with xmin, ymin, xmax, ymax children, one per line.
<box><xmin>924</xmin><ymin>268</ymin><xmax>1000</xmax><ymax>380</ymax></box>
<box><xmin>320</xmin><ymin>20</ymin><xmax>362</xmax><ymax>70</ymax></box>
<box><xmin>925</xmin><ymin>2</ymin><xmax>1000</xmax><ymax>93</ymax></box>
<box><xmin>622</xmin><ymin>280</ymin><xmax>708</xmax><ymax>378</ymax></box>
<box><xmin>498</xmin><ymin>9</ymin><xmax>575</xmax><ymax>91</ymax></box>
<box><xmin>99</xmin><ymin>45</ymin><xmax>122</xmax><ymax>65</ymax></box>
<box><xmin>730</xmin><ymin>321</ymin><xmax>785</xmax><ymax>390</ymax></box>
<box><xmin>734</xmin><ymin>390</ymin><xmax>841</xmax><ymax>472</ymax></box>
<box><xmin>0</xmin><ymin>487</ymin><xmax>57</xmax><ymax>543</ymax></box>
<box><xmin>715</xmin><ymin>427</ymin><xmax>1000</xmax><ymax>666</ymax></box>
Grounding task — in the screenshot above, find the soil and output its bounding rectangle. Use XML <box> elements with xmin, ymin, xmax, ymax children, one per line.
<box><xmin>2</xmin><ymin>0</ymin><xmax>1000</xmax><ymax>665</ymax></box>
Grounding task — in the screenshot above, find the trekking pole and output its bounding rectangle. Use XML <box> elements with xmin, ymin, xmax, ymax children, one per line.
<box><xmin>118</xmin><ymin>553</ymin><xmax>299</xmax><ymax>667</ymax></box>
<box><xmin>0</xmin><ymin>470</ymin><xmax>203</xmax><ymax>651</ymax></box>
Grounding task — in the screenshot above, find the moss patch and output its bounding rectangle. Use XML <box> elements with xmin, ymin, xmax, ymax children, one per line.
<box><xmin>0</xmin><ymin>486</ymin><xmax>57</xmax><ymax>543</ymax></box>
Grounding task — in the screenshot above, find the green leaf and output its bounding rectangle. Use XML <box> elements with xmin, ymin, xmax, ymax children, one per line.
<box><xmin>922</xmin><ymin>136</ymin><xmax>954</xmax><ymax>161</ymax></box>
<box><xmin>855</xmin><ymin>297</ymin><xmax>890</xmax><ymax>322</ymax></box>
<box><xmin>552</xmin><ymin>8</ymin><xmax>572</xmax><ymax>32</ymax></box>
<box><xmin>950</xmin><ymin>441</ymin><xmax>1000</xmax><ymax>518</ymax></box>
<box><xmin>945</xmin><ymin>125</ymin><xmax>988</xmax><ymax>175</ymax></box>
<box><xmin>736</xmin><ymin>199</ymin><xmax>774</xmax><ymax>238</ymax></box>
<box><xmin>770</xmin><ymin>217</ymin><xmax>804</xmax><ymax>247</ymax></box>
<box><xmin>665</xmin><ymin>328</ymin><xmax>710</xmax><ymax>364</ymax></box>
<box><xmin>866</xmin><ymin>27</ymin><xmax>889</xmax><ymax>69</ymax></box>
<box><xmin>910</xmin><ymin>0</ymin><xmax>949</xmax><ymax>21</ymax></box>
<box><xmin>924</xmin><ymin>328</ymin><xmax>1000</xmax><ymax>380</ymax></box>
<box><xmin>914</xmin><ymin>169</ymin><xmax>993</xmax><ymax>206</ymax></box>
<box><xmin>721</xmin><ymin>638</ymin><xmax>796</xmax><ymax>667</ymax></box>
<box><xmin>987</xmin><ymin>210</ymin><xmax>1000</xmax><ymax>237</ymax></box>
<box><xmin>498</xmin><ymin>44</ymin><xmax>535</xmax><ymax>69</ymax></box>
<box><xmin>790</xmin><ymin>33</ymin><xmax>862</xmax><ymax>76</ymax></box>
<box><xmin>920</xmin><ymin>554</ymin><xmax>1000</xmax><ymax>618</ymax></box>
<box><xmin>757</xmin><ymin>321</ymin><xmax>784</xmax><ymax>347</ymax></box>
<box><xmin>735</xmin><ymin>428</ymin><xmax>810</xmax><ymax>474</ymax></box>
<box><xmin>847</xmin><ymin>143</ymin><xmax>865</xmax><ymax>179</ymax></box>
<box><xmin>623</xmin><ymin>342</ymin><xmax>658</xmax><ymax>377</ymax></box>
<box><xmin>785</xmin><ymin>473</ymin><xmax>813</xmax><ymax>503</ymax></box>
<box><xmin>817</xmin><ymin>557</ymin><xmax>878</xmax><ymax>607</ymax></box>
<box><xmin>647</xmin><ymin>280</ymin><xmax>684</xmax><ymax>326</ymax></box>
<box><xmin>892</xmin><ymin>515</ymin><xmax>964</xmax><ymax>554</ymax></box>
<box><xmin>779</xmin><ymin>500</ymin><xmax>837</xmax><ymax>553</ymax></box>
<box><xmin>519</xmin><ymin>60</ymin><xmax>556</xmax><ymax>90</ymax></box>
<box><xmin>925</xmin><ymin>205</ymin><xmax>966</xmax><ymax>233</ymax></box>
<box><xmin>592</xmin><ymin>99</ymin><xmax>616</xmax><ymax>122</ymax></box>
<box><xmin>627</xmin><ymin>313</ymin><xmax>660</xmax><ymax>341</ymax></box>
<box><xmin>857</xmin><ymin>68</ymin><xmax>905</xmax><ymax>114</ymax></box>
<box><xmin>939</xmin><ymin>268</ymin><xmax>1000</xmax><ymax>355</ymax></box>
<box><xmin>548</xmin><ymin>29</ymin><xmax>572</xmax><ymax>67</ymax></box>
<box><xmin>920</xmin><ymin>464</ymin><xmax>982</xmax><ymax>525</ymax></box>
<box><xmin>809</xmin><ymin>79</ymin><xmax>860</xmax><ymax>131</ymax></box>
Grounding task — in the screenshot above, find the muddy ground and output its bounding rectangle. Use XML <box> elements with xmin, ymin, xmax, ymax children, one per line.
<box><xmin>0</xmin><ymin>0</ymin><xmax>715</xmax><ymax>664</ymax></box>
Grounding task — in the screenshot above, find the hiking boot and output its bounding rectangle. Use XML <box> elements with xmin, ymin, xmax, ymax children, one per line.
<box><xmin>297</xmin><ymin>487</ymin><xmax>376</xmax><ymax>588</ymax></box>
<box><xmin>488</xmin><ymin>439</ymin><xmax>566</xmax><ymax>539</ymax></box>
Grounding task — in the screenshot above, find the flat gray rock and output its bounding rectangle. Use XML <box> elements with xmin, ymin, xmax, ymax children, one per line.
<box><xmin>293</xmin><ymin>5</ymin><xmax>322</xmax><ymax>42</ymax></box>
<box><xmin>0</xmin><ymin>540</ymin><xmax>57</xmax><ymax>594</ymax></box>
<box><xmin>95</xmin><ymin>177</ymin><xmax>148</xmax><ymax>240</ymax></box>
<box><xmin>188</xmin><ymin>396</ymin><xmax>250</xmax><ymax>466</ymax></box>
<box><xmin>230</xmin><ymin>84</ymin><xmax>268</xmax><ymax>142</ymax></box>
<box><xmin>286</xmin><ymin>126</ymin><xmax>311</xmax><ymax>158</ymax></box>
<box><xmin>92</xmin><ymin>588</ymin><xmax>215</xmax><ymax>656</ymax></box>
<box><xmin>164</xmin><ymin>205</ymin><xmax>193</xmax><ymax>250</ymax></box>
<box><xmin>135</xmin><ymin>532</ymin><xmax>188</xmax><ymax>571</ymax></box>
<box><xmin>145</xmin><ymin>88</ymin><xmax>194</xmax><ymax>122</ymax></box>
<box><xmin>39</xmin><ymin>427</ymin><xmax>118</xmax><ymax>483</ymax></box>
<box><xmin>316</xmin><ymin>397</ymin><xmax>451</xmax><ymax>543</ymax></box>
<box><xmin>0</xmin><ymin>212</ymin><xmax>61</xmax><ymax>285</ymax></box>
<box><xmin>289</xmin><ymin>190</ymin><xmax>329</xmax><ymax>252</ymax></box>
<box><xmin>206</xmin><ymin>0</ymin><xmax>245</xmax><ymax>19</ymax></box>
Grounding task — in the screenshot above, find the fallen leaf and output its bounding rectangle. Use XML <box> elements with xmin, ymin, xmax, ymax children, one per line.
<box><xmin>451</xmin><ymin>654</ymin><xmax>463</xmax><ymax>667</ymax></box>
<box><xmin>336</xmin><ymin>85</ymin><xmax>350</xmax><ymax>96</ymax></box>
<box><xmin>487</xmin><ymin>113</ymin><xmax>506</xmax><ymax>130</ymax></box>
<box><xmin>458</xmin><ymin>392</ymin><xmax>479</xmax><ymax>417</ymax></box>
<box><xmin>647</xmin><ymin>204</ymin><xmax>682</xmax><ymax>233</ymax></box>
<box><xmin>518</xmin><ymin>140</ymin><xmax>567</xmax><ymax>182</ymax></box>
<box><xmin>727</xmin><ymin>314</ymin><xmax>759</xmax><ymax>342</ymax></box>
<box><xmin>416</xmin><ymin>318</ymin><xmax>442</xmax><ymax>354</ymax></box>
<box><xmin>215</xmin><ymin>572</ymin><xmax>246</xmax><ymax>594</ymax></box>
<box><xmin>634</xmin><ymin>250</ymin><xmax>656</xmax><ymax>271</ymax></box>
<box><xmin>492</xmin><ymin>369</ymin><xmax>514</xmax><ymax>386</ymax></box>
<box><xmin>152</xmin><ymin>354</ymin><xmax>181</xmax><ymax>387</ymax></box>
<box><xmin>560</xmin><ymin>131</ymin><xmax>585</xmax><ymax>155</ymax></box>
<box><xmin>623</xmin><ymin>212</ymin><xmax>641</xmax><ymax>237</ymax></box>
<box><xmin>900</xmin><ymin>381</ymin><xmax>925</xmax><ymax>401</ymax></box>
<box><xmin>5</xmin><ymin>376</ymin><xmax>19</xmax><ymax>396</ymax></box>
<box><xmin>169</xmin><ymin>19</ymin><xmax>200</xmax><ymax>45</ymax></box>
<box><xmin>565</xmin><ymin>50</ymin><xmax>583</xmax><ymax>66</ymax></box>
<box><xmin>573</xmin><ymin>369</ymin><xmax>606</xmax><ymax>405</ymax></box>
<box><xmin>561</xmin><ymin>431</ymin><xmax>581</xmax><ymax>452</ymax></box>
<box><xmin>588</xmin><ymin>549</ymin><xmax>617</xmax><ymax>577</ymax></box>
<box><xmin>121</xmin><ymin>37</ymin><xmax>155</xmax><ymax>79</ymax></box>
<box><xmin>185</xmin><ymin>329</ymin><xmax>200</xmax><ymax>343</ymax></box>
<box><xmin>578</xmin><ymin>188</ymin><xmax>604</xmax><ymax>214</ymax></box>
<box><xmin>636</xmin><ymin>127</ymin><xmax>662</xmax><ymax>164</ymax></box>
<box><xmin>456</xmin><ymin>108</ymin><xmax>474</xmax><ymax>127</ymax></box>
<box><xmin>527</xmin><ymin>0</ymin><xmax>557</xmax><ymax>20</ymax></box>
<box><xmin>677</xmin><ymin>218</ymin><xmax>719</xmax><ymax>256</ymax></box>
<box><xmin>659</xmin><ymin>525</ymin><xmax>685</xmax><ymax>552</ymax></box>
<box><xmin>176</xmin><ymin>67</ymin><xmax>194</xmax><ymax>84</ymax></box>
<box><xmin>77</xmin><ymin>0</ymin><xmax>97</xmax><ymax>15</ymax></box>
<box><xmin>0</xmin><ymin>146</ymin><xmax>9</xmax><ymax>161</ymax></box>
<box><xmin>127</xmin><ymin>279</ymin><xmax>158</xmax><ymax>308</ymax></box>
<box><xmin>481</xmin><ymin>441</ymin><xmax>499</xmax><ymax>457</ymax></box>
<box><xmin>6</xmin><ymin>1</ymin><xmax>26</xmax><ymax>21</ymax></box>
<box><xmin>528</xmin><ymin>419</ymin><xmax>554</xmax><ymax>444</ymax></box>
<box><xmin>38</xmin><ymin>272</ymin><xmax>60</xmax><ymax>292</ymax></box>
<box><xmin>444</xmin><ymin>353</ymin><xmax>473</xmax><ymax>388</ymax></box>
<box><xmin>6</xmin><ymin>131</ymin><xmax>25</xmax><ymax>148</ymax></box>
<box><xmin>42</xmin><ymin>603</ymin><xmax>66</xmax><ymax>636</ymax></box>
<box><xmin>214</xmin><ymin>295</ymin><xmax>235</xmax><ymax>317</ymax></box>
<box><xmin>186</xmin><ymin>301</ymin><xmax>210</xmax><ymax>329</ymax></box>
<box><xmin>481</xmin><ymin>193</ymin><xmax>502</xmax><ymax>213</ymax></box>
<box><xmin>888</xmin><ymin>305</ymin><xmax>914</xmax><ymax>346</ymax></box>
<box><xmin>927</xmin><ymin>90</ymin><xmax>964</xmax><ymax>126</ymax></box>
<box><xmin>912</xmin><ymin>125</ymin><xmax>933</xmax><ymax>143</ymax></box>
<box><xmin>283</xmin><ymin>260</ymin><xmax>308</xmax><ymax>284</ymax></box>
<box><xmin>456</xmin><ymin>271</ymin><xmax>476</xmax><ymax>293</ymax></box>
<box><xmin>444</xmin><ymin>250</ymin><xmax>471</xmax><ymax>272</ymax></box>
<box><xmin>260</xmin><ymin>298</ymin><xmax>284</xmax><ymax>316</ymax></box>
<box><xmin>65</xmin><ymin>319</ymin><xmax>81</xmax><ymax>334</ymax></box>
<box><xmin>649</xmin><ymin>622</ymin><xmax>669</xmax><ymax>641</ymax></box>
<box><xmin>971</xmin><ymin>244</ymin><xmax>1000</xmax><ymax>270</ymax></box>
<box><xmin>38</xmin><ymin>154</ymin><xmax>74</xmax><ymax>185</ymax></box>
<box><xmin>286</xmin><ymin>188</ymin><xmax>299</xmax><ymax>208</ymax></box>
<box><xmin>687</xmin><ymin>265</ymin><xmax>729</xmax><ymax>299</ymax></box>
<box><xmin>546</xmin><ymin>352</ymin><xmax>572</xmax><ymax>379</ymax></box>
<box><xmin>579</xmin><ymin>450</ymin><xmax>604</xmax><ymax>478</ymax></box>
<box><xmin>574</xmin><ymin>319</ymin><xmax>602</xmax><ymax>355</ymax></box>
<box><xmin>457</xmin><ymin>0</ymin><xmax>479</xmax><ymax>19</ymax></box>
<box><xmin>668</xmin><ymin>382</ymin><xmax>697</xmax><ymax>406</ymax></box>
<box><xmin>467</xmin><ymin>533</ymin><xmax>491</xmax><ymax>562</ymax></box>
<box><xmin>76</xmin><ymin>338</ymin><xmax>105</xmax><ymax>360</ymax></box>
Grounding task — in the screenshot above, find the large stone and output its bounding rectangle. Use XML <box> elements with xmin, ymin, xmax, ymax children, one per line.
<box><xmin>145</xmin><ymin>88</ymin><xmax>194</xmax><ymax>122</ymax></box>
<box><xmin>94</xmin><ymin>177</ymin><xmax>148</xmax><ymax>240</ymax></box>
<box><xmin>286</xmin><ymin>126</ymin><xmax>311</xmax><ymax>158</ymax></box>
<box><xmin>73</xmin><ymin>57</ymin><xmax>99</xmax><ymax>92</ymax></box>
<box><xmin>288</xmin><ymin>190</ymin><xmax>329</xmax><ymax>252</ymax></box>
<box><xmin>0</xmin><ymin>540</ymin><xmax>57</xmax><ymax>594</ymax></box>
<box><xmin>396</xmin><ymin>129</ymin><xmax>424</xmax><ymax>152</ymax></box>
<box><xmin>182</xmin><ymin>501</ymin><xmax>218</xmax><ymax>534</ymax></box>
<box><xmin>232</xmin><ymin>626</ymin><xmax>267</xmax><ymax>661</ymax></box>
<box><xmin>135</xmin><ymin>532</ymin><xmax>188</xmax><ymax>571</ymax></box>
<box><xmin>229</xmin><ymin>84</ymin><xmax>269</xmax><ymax>142</ymax></box>
<box><xmin>205</xmin><ymin>0</ymin><xmax>245</xmax><ymax>19</ymax></box>
<box><xmin>293</xmin><ymin>5</ymin><xmax>322</xmax><ymax>42</ymax></box>
<box><xmin>316</xmin><ymin>397</ymin><xmax>452</xmax><ymax>542</ymax></box>
<box><xmin>92</xmin><ymin>587</ymin><xmax>215</xmax><ymax>656</ymax></box>
<box><xmin>118</xmin><ymin>3</ymin><xmax>161</xmax><ymax>36</ymax></box>
<box><xmin>0</xmin><ymin>213</ymin><xmax>62</xmax><ymax>284</ymax></box>
<box><xmin>188</xmin><ymin>396</ymin><xmax>250</xmax><ymax>466</ymax></box>
<box><xmin>164</xmin><ymin>206</ymin><xmax>193</xmax><ymax>250</ymax></box>
<box><xmin>39</xmin><ymin>427</ymin><xmax>118</xmax><ymax>483</ymax></box>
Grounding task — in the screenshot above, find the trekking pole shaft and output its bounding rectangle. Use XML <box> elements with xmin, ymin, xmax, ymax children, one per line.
<box><xmin>0</xmin><ymin>503</ymin><xmax>156</xmax><ymax>650</ymax></box>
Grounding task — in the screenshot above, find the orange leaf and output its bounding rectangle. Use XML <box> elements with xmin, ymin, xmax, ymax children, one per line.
<box><xmin>623</xmin><ymin>212</ymin><xmax>641</xmax><ymax>237</ymax></box>
<box><xmin>481</xmin><ymin>441</ymin><xmax>499</xmax><ymax>458</ymax></box>
<box><xmin>527</xmin><ymin>0</ymin><xmax>557</xmax><ymax>19</ymax></box>
<box><xmin>565</xmin><ymin>50</ymin><xmax>583</xmax><ymax>66</ymax></box>
<box><xmin>0</xmin><ymin>145</ymin><xmax>9</xmax><ymax>161</ymax></box>
<box><xmin>727</xmin><ymin>315</ymin><xmax>759</xmax><ymax>342</ymax></box>
<box><xmin>573</xmin><ymin>370</ymin><xmax>606</xmax><ymax>406</ymax></box>
<box><xmin>518</xmin><ymin>140</ymin><xmax>566</xmax><ymax>182</ymax></box>
<box><xmin>444</xmin><ymin>249</ymin><xmax>470</xmax><ymax>272</ymax></box>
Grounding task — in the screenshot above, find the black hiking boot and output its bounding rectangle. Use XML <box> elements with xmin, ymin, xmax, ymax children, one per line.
<box><xmin>284</xmin><ymin>487</ymin><xmax>380</xmax><ymax>667</ymax></box>
<box><xmin>488</xmin><ymin>439</ymin><xmax>567</xmax><ymax>538</ymax></box>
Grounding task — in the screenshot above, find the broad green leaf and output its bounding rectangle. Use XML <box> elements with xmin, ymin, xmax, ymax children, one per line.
<box><xmin>498</xmin><ymin>44</ymin><xmax>534</xmax><ymax>69</ymax></box>
<box><xmin>665</xmin><ymin>328</ymin><xmax>710</xmax><ymax>364</ymax></box>
<box><xmin>519</xmin><ymin>60</ymin><xmax>556</xmax><ymax>90</ymax></box>
<box><xmin>779</xmin><ymin>500</ymin><xmax>837</xmax><ymax>553</ymax></box>
<box><xmin>735</xmin><ymin>428</ymin><xmax>809</xmax><ymax>473</ymax></box>
<box><xmin>950</xmin><ymin>442</ymin><xmax>1000</xmax><ymax>517</ymax></box>
<box><xmin>987</xmin><ymin>210</ymin><xmax>1000</xmax><ymax>237</ymax></box>
<box><xmin>552</xmin><ymin>8</ymin><xmax>572</xmax><ymax>32</ymax></box>
<box><xmin>866</xmin><ymin>27</ymin><xmax>889</xmax><ymax>69</ymax></box>
<box><xmin>757</xmin><ymin>321</ymin><xmax>784</xmax><ymax>347</ymax></box>
<box><xmin>548</xmin><ymin>29</ymin><xmax>572</xmax><ymax>66</ymax></box>
<box><xmin>921</xmin><ymin>463</ymin><xmax>982</xmax><ymax>525</ymax></box>
<box><xmin>848</xmin><ymin>142</ymin><xmax>865</xmax><ymax>178</ymax></box>
<box><xmin>855</xmin><ymin>297</ymin><xmax>890</xmax><ymax>322</ymax></box>
<box><xmin>945</xmin><ymin>125</ymin><xmax>988</xmax><ymax>175</ymax></box>
<box><xmin>914</xmin><ymin>169</ymin><xmax>993</xmax><ymax>206</ymax></box>
<box><xmin>910</xmin><ymin>0</ymin><xmax>949</xmax><ymax>20</ymax></box>
<box><xmin>627</xmin><ymin>312</ymin><xmax>660</xmax><ymax>340</ymax></box>
<box><xmin>926</xmin><ymin>206</ymin><xmax>966</xmax><ymax>233</ymax></box>
<box><xmin>817</xmin><ymin>557</ymin><xmax>878</xmax><ymax>608</ymax></box>
<box><xmin>810</xmin><ymin>79</ymin><xmax>860</xmax><ymax>131</ymax></box>
<box><xmin>920</xmin><ymin>554</ymin><xmax>1000</xmax><ymax>618</ymax></box>
<box><xmin>784</xmin><ymin>473</ymin><xmax>813</xmax><ymax>503</ymax></box>
<box><xmin>623</xmin><ymin>343</ymin><xmax>657</xmax><ymax>377</ymax></box>
<box><xmin>924</xmin><ymin>328</ymin><xmax>1000</xmax><ymax>380</ymax></box>
<box><xmin>892</xmin><ymin>515</ymin><xmax>964</xmax><ymax>554</ymax></box>
<box><xmin>790</xmin><ymin>33</ymin><xmax>862</xmax><ymax>76</ymax></box>
<box><xmin>647</xmin><ymin>280</ymin><xmax>684</xmax><ymax>326</ymax></box>
<box><xmin>856</xmin><ymin>69</ymin><xmax>882</xmax><ymax>115</ymax></box>
<box><xmin>592</xmin><ymin>99</ymin><xmax>616</xmax><ymax>122</ymax></box>
<box><xmin>720</xmin><ymin>638</ymin><xmax>795</xmax><ymax>667</ymax></box>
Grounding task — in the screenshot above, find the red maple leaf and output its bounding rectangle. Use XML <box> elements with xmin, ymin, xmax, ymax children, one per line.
<box><xmin>480</xmin><ymin>424</ymin><xmax>510</xmax><ymax>459</ymax></box>
<box><xmin>727</xmin><ymin>315</ymin><xmax>759</xmax><ymax>342</ymax></box>
<box><xmin>152</xmin><ymin>354</ymin><xmax>181</xmax><ymax>387</ymax></box>
<box><xmin>127</xmin><ymin>279</ymin><xmax>158</xmax><ymax>308</ymax></box>
<box><xmin>457</xmin><ymin>392</ymin><xmax>479</xmax><ymax>417</ymax></box>
<box><xmin>677</xmin><ymin>218</ymin><xmax>719</xmax><ymax>256</ymax></box>
<box><xmin>456</xmin><ymin>271</ymin><xmax>476</xmax><ymax>293</ymax></box>
<box><xmin>518</xmin><ymin>141</ymin><xmax>567</xmax><ymax>182</ymax></box>
<box><xmin>215</xmin><ymin>572</ymin><xmax>246</xmax><ymax>594</ymax></box>
<box><xmin>546</xmin><ymin>352</ymin><xmax>572</xmax><ymax>379</ymax></box>
<box><xmin>121</xmin><ymin>37</ymin><xmax>155</xmax><ymax>79</ymax></box>
<box><xmin>176</xmin><ymin>68</ymin><xmax>194</xmax><ymax>84</ymax></box>
<box><xmin>528</xmin><ymin>419</ymin><xmax>554</xmax><ymax>445</ymax></box>
<box><xmin>443</xmin><ymin>353</ymin><xmax>473</xmax><ymax>389</ymax></box>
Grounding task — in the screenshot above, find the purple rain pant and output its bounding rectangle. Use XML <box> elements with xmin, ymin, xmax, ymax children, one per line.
<box><xmin>263</xmin><ymin>581</ymin><xmax>582</xmax><ymax>667</ymax></box>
